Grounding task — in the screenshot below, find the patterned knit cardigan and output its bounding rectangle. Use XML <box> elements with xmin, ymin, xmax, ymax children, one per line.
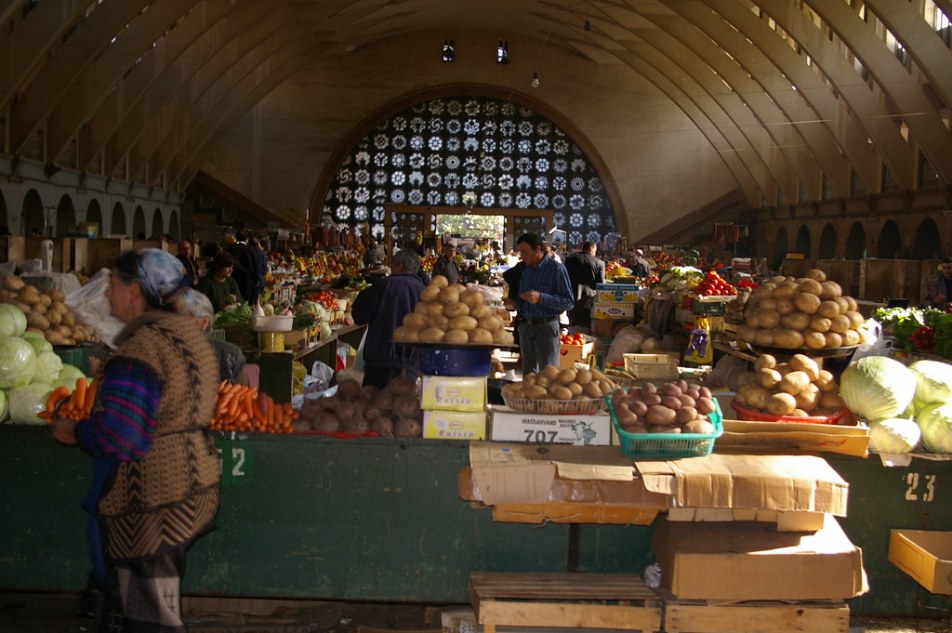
<box><xmin>96</xmin><ymin>311</ymin><xmax>221</xmax><ymax>562</ymax></box>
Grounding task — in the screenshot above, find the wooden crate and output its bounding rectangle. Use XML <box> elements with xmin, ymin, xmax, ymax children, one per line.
<box><xmin>661</xmin><ymin>592</ymin><xmax>850</xmax><ymax>633</ymax></box>
<box><xmin>469</xmin><ymin>572</ymin><xmax>662</xmax><ymax>633</ymax></box>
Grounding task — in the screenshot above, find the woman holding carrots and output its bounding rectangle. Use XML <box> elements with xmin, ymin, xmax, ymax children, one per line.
<box><xmin>50</xmin><ymin>248</ymin><xmax>220</xmax><ymax>633</ymax></box>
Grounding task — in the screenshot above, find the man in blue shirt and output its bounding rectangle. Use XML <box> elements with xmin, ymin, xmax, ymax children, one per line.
<box><xmin>514</xmin><ymin>233</ymin><xmax>575</xmax><ymax>373</ymax></box>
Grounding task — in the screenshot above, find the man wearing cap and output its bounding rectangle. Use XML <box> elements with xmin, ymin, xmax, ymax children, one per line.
<box><xmin>632</xmin><ymin>249</ymin><xmax>650</xmax><ymax>278</ymax></box>
<box><xmin>513</xmin><ymin>233</ymin><xmax>575</xmax><ymax>374</ymax></box>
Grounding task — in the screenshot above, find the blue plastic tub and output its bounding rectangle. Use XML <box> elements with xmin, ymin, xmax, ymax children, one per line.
<box><xmin>418</xmin><ymin>346</ymin><xmax>491</xmax><ymax>376</ymax></box>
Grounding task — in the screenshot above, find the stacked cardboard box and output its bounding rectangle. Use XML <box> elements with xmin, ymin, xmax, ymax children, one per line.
<box><xmin>591</xmin><ymin>283</ymin><xmax>639</xmax><ymax>340</ymax></box>
<box><xmin>420</xmin><ymin>376</ymin><xmax>487</xmax><ymax>440</ymax></box>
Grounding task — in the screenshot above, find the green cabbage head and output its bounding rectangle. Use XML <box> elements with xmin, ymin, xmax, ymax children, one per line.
<box><xmin>0</xmin><ymin>336</ymin><xmax>37</xmax><ymax>389</ymax></box>
<box><xmin>839</xmin><ymin>356</ymin><xmax>916</xmax><ymax>422</ymax></box>
<box><xmin>909</xmin><ymin>360</ymin><xmax>952</xmax><ymax>406</ymax></box>
<box><xmin>8</xmin><ymin>382</ymin><xmax>52</xmax><ymax>424</ymax></box>
<box><xmin>0</xmin><ymin>304</ymin><xmax>27</xmax><ymax>338</ymax></box>
<box><xmin>918</xmin><ymin>403</ymin><xmax>952</xmax><ymax>453</ymax></box>
<box><xmin>869</xmin><ymin>417</ymin><xmax>921</xmax><ymax>454</ymax></box>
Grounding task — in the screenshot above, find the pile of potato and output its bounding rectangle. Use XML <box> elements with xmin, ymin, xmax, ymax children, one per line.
<box><xmin>733</xmin><ymin>353</ymin><xmax>845</xmax><ymax>418</ymax></box>
<box><xmin>0</xmin><ymin>276</ymin><xmax>95</xmax><ymax>345</ymax></box>
<box><xmin>735</xmin><ymin>269</ymin><xmax>867</xmax><ymax>350</ymax></box>
<box><xmin>500</xmin><ymin>365</ymin><xmax>617</xmax><ymax>414</ymax></box>
<box><xmin>610</xmin><ymin>380</ymin><xmax>717</xmax><ymax>435</ymax></box>
<box><xmin>294</xmin><ymin>374</ymin><xmax>423</xmax><ymax>437</ymax></box>
<box><xmin>394</xmin><ymin>275</ymin><xmax>514</xmax><ymax>346</ymax></box>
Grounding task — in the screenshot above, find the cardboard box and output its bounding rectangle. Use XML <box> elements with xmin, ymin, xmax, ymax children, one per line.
<box><xmin>458</xmin><ymin>442</ymin><xmax>667</xmax><ymax>525</ymax></box>
<box><xmin>489</xmin><ymin>406</ymin><xmax>612</xmax><ymax>446</ymax></box>
<box><xmin>636</xmin><ymin>453</ymin><xmax>849</xmax><ymax>517</ymax></box>
<box><xmin>889</xmin><ymin>529</ymin><xmax>952</xmax><ymax>593</ymax></box>
<box><xmin>591</xmin><ymin>318</ymin><xmax>631</xmax><ymax>339</ymax></box>
<box><xmin>652</xmin><ymin>514</ymin><xmax>868</xmax><ymax>601</ymax></box>
<box><xmin>423</xmin><ymin>410</ymin><xmax>487</xmax><ymax>440</ymax></box>
<box><xmin>593</xmin><ymin>301</ymin><xmax>636</xmax><ymax>319</ymax></box>
<box><xmin>421</xmin><ymin>376</ymin><xmax>487</xmax><ymax>412</ymax></box>
<box><xmin>719</xmin><ymin>418</ymin><xmax>870</xmax><ymax>458</ymax></box>
<box><xmin>595</xmin><ymin>283</ymin><xmax>640</xmax><ymax>303</ymax></box>
<box><xmin>460</xmin><ymin>445</ymin><xmax>850</xmax><ymax>527</ymax></box>
<box><xmin>559</xmin><ymin>335</ymin><xmax>595</xmax><ymax>369</ymax></box>
<box><xmin>623</xmin><ymin>353</ymin><xmax>680</xmax><ymax>380</ymax></box>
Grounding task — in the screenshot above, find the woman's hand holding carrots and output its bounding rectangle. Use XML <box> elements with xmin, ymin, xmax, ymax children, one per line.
<box><xmin>39</xmin><ymin>378</ymin><xmax>96</xmax><ymax>424</ymax></box>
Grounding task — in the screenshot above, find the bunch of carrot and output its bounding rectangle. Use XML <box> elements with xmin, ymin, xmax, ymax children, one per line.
<box><xmin>39</xmin><ymin>378</ymin><xmax>97</xmax><ymax>423</ymax></box>
<box><xmin>210</xmin><ymin>381</ymin><xmax>296</xmax><ymax>433</ymax></box>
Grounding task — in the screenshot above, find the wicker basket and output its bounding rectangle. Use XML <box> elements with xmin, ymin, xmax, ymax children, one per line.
<box><xmin>502</xmin><ymin>396</ymin><xmax>605</xmax><ymax>416</ymax></box>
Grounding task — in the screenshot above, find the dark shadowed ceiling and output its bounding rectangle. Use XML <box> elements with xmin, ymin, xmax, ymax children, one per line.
<box><xmin>2</xmin><ymin>0</ymin><xmax>951</xmax><ymax>213</ymax></box>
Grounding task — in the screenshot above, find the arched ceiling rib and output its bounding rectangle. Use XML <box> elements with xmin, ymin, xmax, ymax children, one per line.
<box><xmin>802</xmin><ymin>0</ymin><xmax>952</xmax><ymax>183</ymax></box>
<box><xmin>1</xmin><ymin>0</ymin><xmax>951</xmax><ymax>208</ymax></box>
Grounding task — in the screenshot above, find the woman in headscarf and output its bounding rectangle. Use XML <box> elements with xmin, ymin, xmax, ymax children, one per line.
<box><xmin>182</xmin><ymin>288</ymin><xmax>250</xmax><ymax>385</ymax></box>
<box><xmin>51</xmin><ymin>248</ymin><xmax>220</xmax><ymax>633</ymax></box>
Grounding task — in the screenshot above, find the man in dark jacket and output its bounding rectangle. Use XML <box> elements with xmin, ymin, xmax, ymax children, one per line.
<box><xmin>564</xmin><ymin>241</ymin><xmax>605</xmax><ymax>327</ymax></box>
<box><xmin>226</xmin><ymin>232</ymin><xmax>259</xmax><ymax>304</ymax></box>
<box><xmin>352</xmin><ymin>249</ymin><xmax>425</xmax><ymax>388</ymax></box>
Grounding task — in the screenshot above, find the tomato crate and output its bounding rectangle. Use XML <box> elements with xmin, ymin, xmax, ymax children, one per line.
<box><xmin>607</xmin><ymin>396</ymin><xmax>723</xmax><ymax>459</ymax></box>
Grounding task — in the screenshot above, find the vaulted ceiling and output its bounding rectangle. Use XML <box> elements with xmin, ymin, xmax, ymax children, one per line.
<box><xmin>2</xmin><ymin>0</ymin><xmax>951</xmax><ymax>211</ymax></box>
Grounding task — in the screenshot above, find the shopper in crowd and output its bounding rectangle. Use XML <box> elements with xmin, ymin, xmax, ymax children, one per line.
<box><xmin>50</xmin><ymin>248</ymin><xmax>220</xmax><ymax>633</ymax></box>
<box><xmin>564</xmin><ymin>241</ymin><xmax>605</xmax><ymax>328</ymax></box>
<box><xmin>503</xmin><ymin>259</ymin><xmax>526</xmax><ymax>347</ymax></box>
<box><xmin>182</xmin><ymin>288</ymin><xmax>250</xmax><ymax>385</ymax></box>
<box><xmin>250</xmin><ymin>237</ymin><xmax>269</xmax><ymax>300</ymax></box>
<box><xmin>197</xmin><ymin>251</ymin><xmax>242</xmax><ymax>312</ymax></box>
<box><xmin>177</xmin><ymin>239</ymin><xmax>201</xmax><ymax>288</ymax></box>
<box><xmin>513</xmin><ymin>233</ymin><xmax>574</xmax><ymax>373</ymax></box>
<box><xmin>432</xmin><ymin>243</ymin><xmax>460</xmax><ymax>284</ymax></box>
<box><xmin>226</xmin><ymin>231</ymin><xmax>259</xmax><ymax>304</ymax></box>
<box><xmin>352</xmin><ymin>249</ymin><xmax>425</xmax><ymax>388</ymax></box>
<box><xmin>363</xmin><ymin>238</ymin><xmax>386</xmax><ymax>268</ymax></box>
<box><xmin>925</xmin><ymin>257</ymin><xmax>952</xmax><ymax>310</ymax></box>
<box><xmin>631</xmin><ymin>248</ymin><xmax>650</xmax><ymax>278</ymax></box>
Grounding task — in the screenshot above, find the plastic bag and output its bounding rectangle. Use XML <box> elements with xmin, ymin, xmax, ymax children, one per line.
<box><xmin>606</xmin><ymin>326</ymin><xmax>646</xmax><ymax>364</ymax></box>
<box><xmin>305</xmin><ymin>360</ymin><xmax>335</xmax><ymax>394</ymax></box>
<box><xmin>852</xmin><ymin>319</ymin><xmax>892</xmax><ymax>361</ymax></box>
<box><xmin>65</xmin><ymin>268</ymin><xmax>126</xmax><ymax>348</ymax></box>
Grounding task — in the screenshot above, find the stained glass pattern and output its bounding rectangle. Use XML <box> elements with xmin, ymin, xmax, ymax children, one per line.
<box><xmin>321</xmin><ymin>96</ymin><xmax>615</xmax><ymax>241</ymax></box>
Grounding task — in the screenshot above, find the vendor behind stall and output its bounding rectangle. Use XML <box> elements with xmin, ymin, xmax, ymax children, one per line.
<box><xmin>352</xmin><ymin>249</ymin><xmax>425</xmax><ymax>388</ymax></box>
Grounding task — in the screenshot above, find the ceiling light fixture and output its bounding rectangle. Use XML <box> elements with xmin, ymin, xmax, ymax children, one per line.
<box><xmin>442</xmin><ymin>39</ymin><xmax>455</xmax><ymax>62</ymax></box>
<box><xmin>531</xmin><ymin>71</ymin><xmax>540</xmax><ymax>88</ymax></box>
<box><xmin>496</xmin><ymin>40</ymin><xmax>509</xmax><ymax>65</ymax></box>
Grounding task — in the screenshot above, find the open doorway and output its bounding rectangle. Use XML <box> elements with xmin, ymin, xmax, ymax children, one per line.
<box><xmin>434</xmin><ymin>213</ymin><xmax>504</xmax><ymax>240</ymax></box>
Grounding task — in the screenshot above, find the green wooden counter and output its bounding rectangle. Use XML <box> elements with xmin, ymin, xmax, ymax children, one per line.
<box><xmin>0</xmin><ymin>424</ymin><xmax>948</xmax><ymax>615</ymax></box>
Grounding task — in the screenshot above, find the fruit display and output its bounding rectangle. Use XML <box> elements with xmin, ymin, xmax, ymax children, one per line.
<box><xmin>293</xmin><ymin>374</ymin><xmax>423</xmax><ymax>437</ymax></box>
<box><xmin>609</xmin><ymin>380</ymin><xmax>717</xmax><ymax>434</ymax></box>
<box><xmin>734</xmin><ymin>269</ymin><xmax>868</xmax><ymax>350</ymax></box>
<box><xmin>500</xmin><ymin>364</ymin><xmax>617</xmax><ymax>414</ymax></box>
<box><xmin>694</xmin><ymin>270</ymin><xmax>736</xmax><ymax>297</ymax></box>
<box><xmin>732</xmin><ymin>353</ymin><xmax>845</xmax><ymax>419</ymax></box>
<box><xmin>559</xmin><ymin>332</ymin><xmax>589</xmax><ymax>346</ymax></box>
<box><xmin>0</xmin><ymin>276</ymin><xmax>96</xmax><ymax>345</ymax></box>
<box><xmin>393</xmin><ymin>275</ymin><xmax>514</xmax><ymax>346</ymax></box>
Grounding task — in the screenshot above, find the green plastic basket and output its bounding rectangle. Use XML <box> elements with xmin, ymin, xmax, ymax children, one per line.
<box><xmin>606</xmin><ymin>394</ymin><xmax>723</xmax><ymax>460</ymax></box>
